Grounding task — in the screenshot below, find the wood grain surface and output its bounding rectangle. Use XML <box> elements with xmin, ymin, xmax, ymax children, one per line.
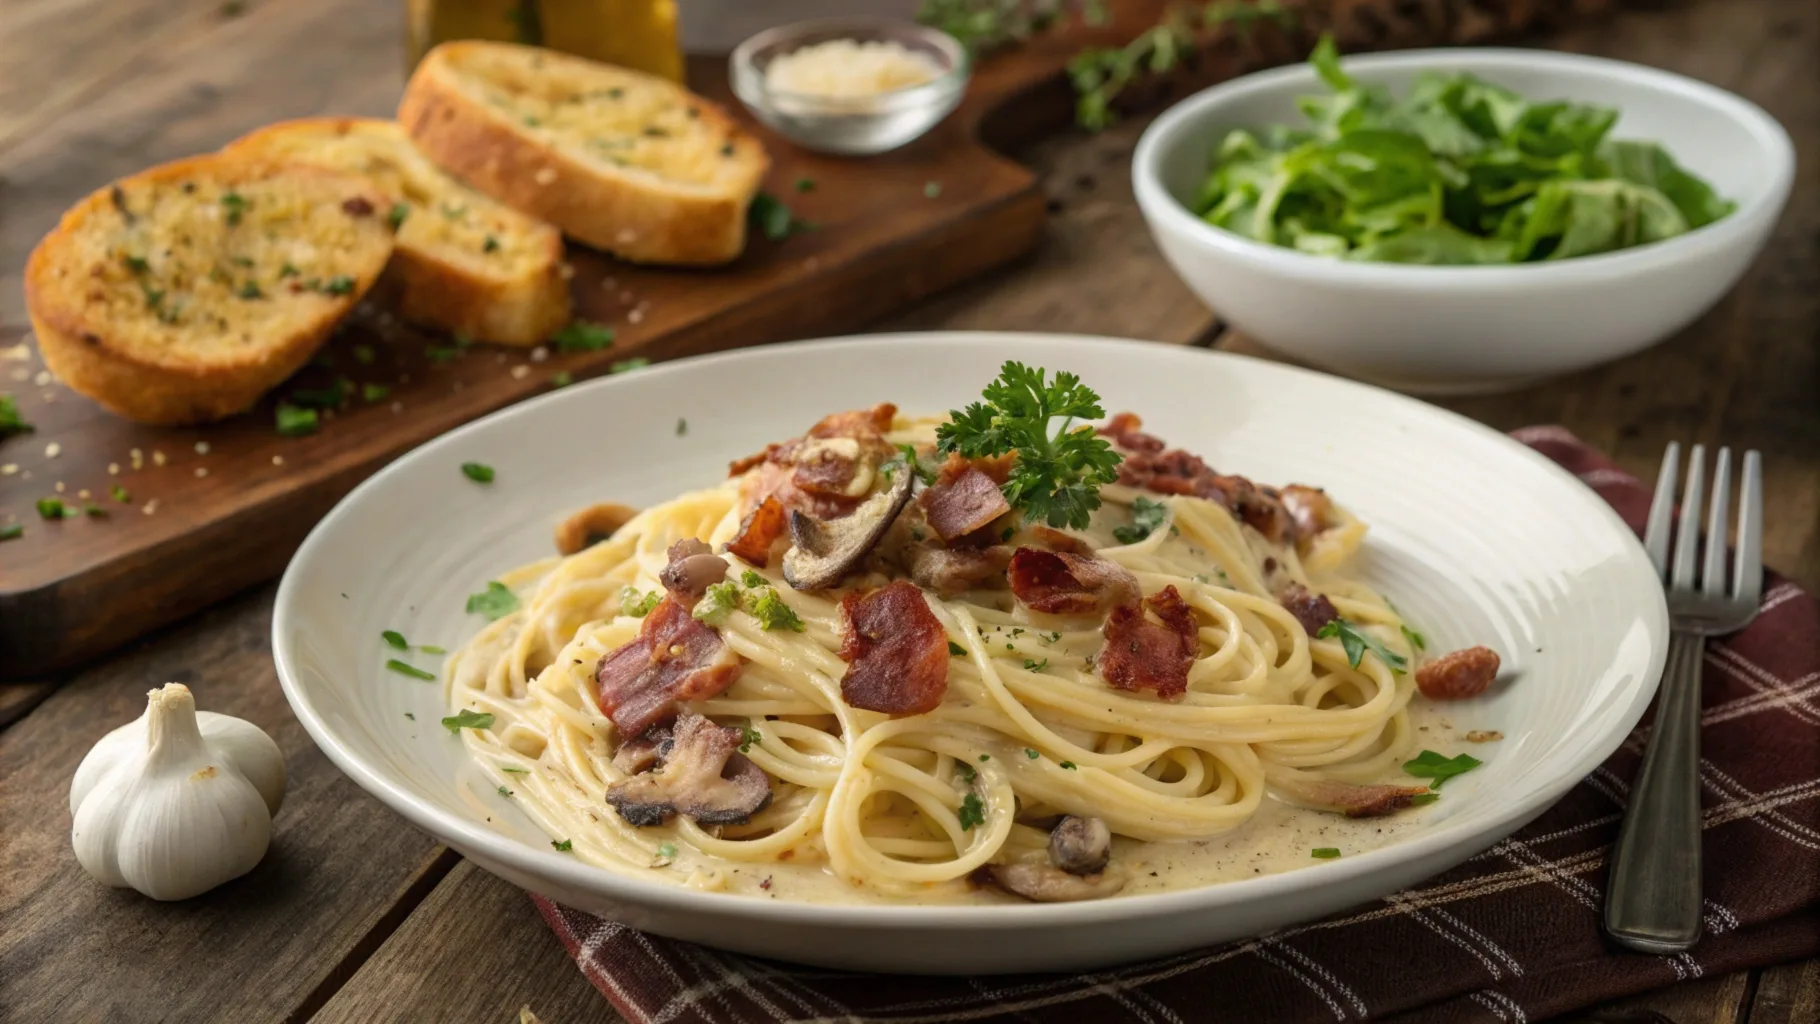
<box><xmin>2</xmin><ymin>0</ymin><xmax>1816</xmax><ymax>1022</ymax></box>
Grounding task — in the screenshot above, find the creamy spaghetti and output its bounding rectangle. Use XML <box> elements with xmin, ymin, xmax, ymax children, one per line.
<box><xmin>444</xmin><ymin>400</ymin><xmax>1480</xmax><ymax>904</ymax></box>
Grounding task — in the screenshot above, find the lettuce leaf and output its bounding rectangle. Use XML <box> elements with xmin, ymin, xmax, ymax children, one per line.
<box><xmin>1193</xmin><ymin>35</ymin><xmax>1733</xmax><ymax>264</ymax></box>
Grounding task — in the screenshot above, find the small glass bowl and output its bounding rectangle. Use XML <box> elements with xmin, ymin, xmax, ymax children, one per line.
<box><xmin>729</xmin><ymin>18</ymin><xmax>970</xmax><ymax>156</ymax></box>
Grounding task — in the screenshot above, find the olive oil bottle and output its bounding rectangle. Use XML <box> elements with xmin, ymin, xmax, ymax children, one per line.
<box><xmin>405</xmin><ymin>0</ymin><xmax>684</xmax><ymax>81</ymax></box>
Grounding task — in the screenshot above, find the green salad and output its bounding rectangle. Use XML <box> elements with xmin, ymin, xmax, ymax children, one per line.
<box><xmin>1193</xmin><ymin>38</ymin><xmax>1735</xmax><ymax>264</ymax></box>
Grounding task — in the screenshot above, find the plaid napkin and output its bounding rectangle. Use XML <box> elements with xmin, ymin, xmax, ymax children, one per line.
<box><xmin>534</xmin><ymin>427</ymin><xmax>1820</xmax><ymax>1024</ymax></box>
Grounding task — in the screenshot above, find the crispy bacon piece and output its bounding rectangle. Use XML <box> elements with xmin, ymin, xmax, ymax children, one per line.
<box><xmin>908</xmin><ymin>544</ymin><xmax>1012</xmax><ymax>596</ymax></box>
<box><xmin>918</xmin><ymin>456</ymin><xmax>1010</xmax><ymax>542</ymax></box>
<box><xmin>658</xmin><ymin>538</ymin><xmax>728</xmax><ymax>608</ymax></box>
<box><xmin>809</xmin><ymin>403</ymin><xmax>896</xmax><ymax>439</ymax></box>
<box><xmin>1273</xmin><ymin>776</ymin><xmax>1434</xmax><ymax>818</ymax></box>
<box><xmin>1099</xmin><ymin>585</ymin><xmax>1198</xmax><ymax>699</ymax></box>
<box><xmin>1416</xmin><ymin>646</ymin><xmax>1501</xmax><ymax>700</ymax></box>
<box><xmin>1029</xmin><ymin>525</ymin><xmax>1089</xmax><ymax>554</ymax></box>
<box><xmin>838</xmin><ymin>581</ymin><xmax>948</xmax><ymax>716</ymax></box>
<box><xmin>1278</xmin><ymin>583</ymin><xmax>1339</xmax><ymax>635</ymax></box>
<box><xmin>1280</xmin><ymin>485</ymin><xmax>1333</xmax><ymax>542</ymax></box>
<box><xmin>1097</xmin><ymin>412</ymin><xmax>1166</xmax><ymax>454</ymax></box>
<box><xmin>1102</xmin><ymin>414</ymin><xmax>1298</xmax><ymax>545</ymax></box>
<box><xmin>594</xmin><ymin>597</ymin><xmax>743</xmax><ymax>737</ymax></box>
<box><xmin>793</xmin><ymin>444</ymin><xmax>861</xmax><ymax>496</ymax></box>
<box><xmin>725</xmin><ymin>496</ymin><xmax>789</xmax><ymax>567</ymax></box>
<box><xmin>1008</xmin><ymin>548</ymin><xmax>1139</xmax><ymax>616</ymax></box>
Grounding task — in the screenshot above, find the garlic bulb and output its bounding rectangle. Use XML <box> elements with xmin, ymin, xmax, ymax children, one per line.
<box><xmin>70</xmin><ymin>683</ymin><xmax>286</xmax><ymax>900</ymax></box>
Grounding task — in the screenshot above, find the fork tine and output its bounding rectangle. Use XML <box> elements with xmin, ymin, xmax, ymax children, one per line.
<box><xmin>1735</xmin><ymin>450</ymin><xmax>1764</xmax><ymax>603</ymax></box>
<box><xmin>1645</xmin><ymin>443</ymin><xmax>1680</xmax><ymax>577</ymax></box>
<box><xmin>1702</xmin><ymin>448</ymin><xmax>1732</xmax><ymax>597</ymax></box>
<box><xmin>1671</xmin><ymin>445</ymin><xmax>1705</xmax><ymax>593</ymax></box>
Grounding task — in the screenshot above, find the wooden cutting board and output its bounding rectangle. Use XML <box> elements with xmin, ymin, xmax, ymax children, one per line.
<box><xmin>0</xmin><ymin>0</ymin><xmax>1625</xmax><ymax>678</ymax></box>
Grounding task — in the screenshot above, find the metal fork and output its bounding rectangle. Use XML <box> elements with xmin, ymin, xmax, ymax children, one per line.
<box><xmin>1604</xmin><ymin>443</ymin><xmax>1764</xmax><ymax>954</ymax></box>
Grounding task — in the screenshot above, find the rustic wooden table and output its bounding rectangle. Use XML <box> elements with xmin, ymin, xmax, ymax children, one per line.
<box><xmin>2</xmin><ymin>0</ymin><xmax>1816</xmax><ymax>1021</ymax></box>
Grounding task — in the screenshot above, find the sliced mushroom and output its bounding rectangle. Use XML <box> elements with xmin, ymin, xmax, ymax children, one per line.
<box><xmin>658</xmin><ymin>538</ymin><xmax>729</xmax><ymax>606</ymax></box>
<box><xmin>604</xmin><ymin>711</ymin><xmax>771</xmax><ymax>827</ymax></box>
<box><xmin>988</xmin><ymin>861</ymin><xmax>1125</xmax><ymax>902</ymax></box>
<box><xmin>609</xmin><ymin>724</ymin><xmax>672</xmax><ymax>775</ymax></box>
<box><xmin>555</xmin><ymin>502</ymin><xmax>639</xmax><ymax>555</ymax></box>
<box><xmin>1271</xmin><ymin>774</ymin><xmax>1433</xmax><ymax>818</ymax></box>
<box><xmin>1048</xmin><ymin>815</ymin><xmax>1112</xmax><ymax>876</ymax></box>
<box><xmin>782</xmin><ymin>467</ymin><xmax>914</xmax><ymax>591</ymax></box>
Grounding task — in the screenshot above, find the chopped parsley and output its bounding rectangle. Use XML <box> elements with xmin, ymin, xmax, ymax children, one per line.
<box><xmin>353</xmin><ymin>344</ymin><xmax>376</xmax><ymax>365</ymax></box>
<box><xmin>1401</xmin><ymin>623</ymin><xmax>1428</xmax><ymax>651</ymax></box>
<box><xmin>1060</xmin><ymin>761</ymin><xmax>1078</xmax><ymax>770</ymax></box>
<box><xmin>552</xmin><ymin>838</ymin><xmax>573</xmax><ymax>851</ymax></box>
<box><xmin>948</xmin><ymin>641</ymin><xmax>967</xmax><ymax>657</ymax></box>
<box><xmin>237</xmin><ymin>281</ymin><xmax>263</xmax><ymax>300</ymax></box>
<box><xmin>441</xmin><ymin>709</ymin><xmax>494</xmax><ymax>733</ymax></box>
<box><xmin>386</xmin><ymin>659</ymin><xmax>436</xmax><ymax>680</ymax></box>
<box><xmin>362</xmin><ymin>383</ymin><xmax>390</xmax><ymax>402</ymax></box>
<box><xmin>676</xmin><ymin>418</ymin><xmax>687</xmax><ymax>436</ymax></box>
<box><xmin>290</xmin><ymin>379</ymin><xmax>349</xmax><ymax>409</ymax></box>
<box><xmin>957</xmin><ymin>792</ymin><xmax>986</xmax><ymax>831</ymax></box>
<box><xmin>404</xmin><ymin>712</ymin><xmax>415</xmax><ymax>720</ymax></box>
<box><xmin>550</xmin><ymin>370</ymin><xmax>573</xmax><ymax>388</ymax></box>
<box><xmin>609</xmin><ymin>357</ymin><xmax>650</xmax><ymax>374</ymax></box>
<box><xmin>0</xmin><ymin>394</ymin><xmax>33</xmax><ymax>439</ymax></box>
<box><xmin>1315</xmin><ymin>619</ymin><xmax>1409</xmax><ymax>672</ymax></box>
<box><xmin>551</xmin><ymin>320</ymin><xmax>615</xmax><ymax>353</ymax></box>
<box><xmin>620</xmin><ymin>587</ymin><xmax>662</xmax><ymax>617</ymax></box>
<box><xmin>460</xmin><ymin>461</ymin><xmax>495</xmax><ymax>483</ymax></box>
<box><xmin>425</xmin><ymin>343</ymin><xmax>459</xmax><ymax>364</ymax></box>
<box><xmin>740</xmin><ymin>569</ymin><xmax>766</xmax><ymax>589</ymax></box>
<box><xmin>657</xmin><ymin>841</ymin><xmax>678</xmax><ymax>860</ymax></box>
<box><xmin>1112</xmin><ymin>495</ymin><xmax>1169</xmax><ymax>544</ymax></box>
<box><xmin>279</xmin><ymin>262</ymin><xmax>300</xmax><ymax>278</ymax></box>
<box><xmin>1311</xmin><ymin>847</ymin><xmax>1342</xmax><ymax>859</ymax></box>
<box><xmin>497</xmin><ymin>785</ymin><xmax>514</xmax><ymax>798</ymax></box>
<box><xmin>794</xmin><ymin>176</ymin><xmax>816</xmax><ymax>192</ymax></box>
<box><xmin>82</xmin><ymin>502</ymin><xmax>108</xmax><ymax>518</ymax></box>
<box><xmin>320</xmin><ymin>275</ymin><xmax>356</xmax><ymax>296</ymax></box>
<box><xmin>935</xmin><ymin>361</ymin><xmax>1122</xmax><ymax>529</ymax></box>
<box><xmin>0</xmin><ymin>524</ymin><xmax>21</xmax><ymax>541</ymax></box>
<box><xmin>954</xmin><ymin>761</ymin><xmax>977</xmax><ymax>783</ymax></box>
<box><xmin>419</xmin><ymin>645</ymin><xmax>446</xmax><ymax>655</ymax></box>
<box><xmin>273</xmin><ymin>401</ymin><xmax>320</xmax><ymax>438</ymax></box>
<box><xmin>465</xmin><ymin>581</ymin><xmax>520</xmax><ymax>620</ymax></box>
<box><xmin>111</xmin><ymin>485</ymin><xmax>131</xmax><ymax>503</ymax></box>
<box><xmin>1408</xmin><ymin>792</ymin><xmax>1441</xmax><ymax>807</ymax></box>
<box><xmin>1403</xmin><ymin>750</ymin><xmax>1483</xmax><ymax>789</ymax></box>
<box><xmin>220</xmin><ymin>190</ymin><xmax>248</xmax><ymax>225</ymax></box>
<box><xmin>748</xmin><ymin>191</ymin><xmax>814</xmax><ymax>241</ymax></box>
<box><xmin>483</xmin><ymin>234</ymin><xmax>500</xmax><ymax>253</ymax></box>
<box><xmin>1025</xmin><ymin>748</ymin><xmax>1040</xmax><ymax>759</ymax></box>
<box><xmin>382</xmin><ymin>629</ymin><xmax>409</xmax><ymax>649</ymax></box>
<box><xmin>692</xmin><ymin>580</ymin><xmax>743</xmax><ymax>625</ymax></box>
<box><xmin>36</xmin><ymin>497</ymin><xmax>73</xmax><ymax>520</ymax></box>
<box><xmin>142</xmin><ymin>285</ymin><xmax>166</xmax><ymax>311</ymax></box>
<box><xmin>979</xmin><ymin>754</ymin><xmax>991</xmax><ymax>762</ymax></box>
<box><xmin>387</xmin><ymin>203</ymin><xmax>410</xmax><ymax>230</ymax></box>
<box><xmin>1022</xmin><ymin>658</ymin><xmax>1049</xmax><ymax>672</ymax></box>
<box><xmin>881</xmin><ymin>443</ymin><xmax>939</xmax><ymax>485</ymax></box>
<box><xmin>501</xmin><ymin>765</ymin><xmax>529</xmax><ymax>774</ymax></box>
<box><xmin>749</xmin><ymin>589</ymin><xmax>806</xmax><ymax>632</ymax></box>
<box><xmin>739</xmin><ymin>726</ymin><xmax>762</xmax><ymax>753</ymax></box>
<box><xmin>123</xmin><ymin>254</ymin><xmax>150</xmax><ymax>273</ymax></box>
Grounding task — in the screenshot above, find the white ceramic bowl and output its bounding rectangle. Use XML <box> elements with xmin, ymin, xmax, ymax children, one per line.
<box><xmin>1132</xmin><ymin>49</ymin><xmax>1795</xmax><ymax>394</ymax></box>
<box><xmin>273</xmin><ymin>333</ymin><xmax>1667</xmax><ymax>973</ymax></box>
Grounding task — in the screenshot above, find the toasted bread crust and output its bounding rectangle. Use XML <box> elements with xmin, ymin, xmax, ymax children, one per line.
<box><xmin>225</xmin><ymin>117</ymin><xmax>572</xmax><ymax>345</ymax></box>
<box><xmin>24</xmin><ymin>153</ymin><xmax>392</xmax><ymax>425</ymax></box>
<box><xmin>399</xmin><ymin>42</ymin><xmax>768</xmax><ymax>266</ymax></box>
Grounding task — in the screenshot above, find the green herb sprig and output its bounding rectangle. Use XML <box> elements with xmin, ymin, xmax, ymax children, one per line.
<box><xmin>1403</xmin><ymin>750</ymin><xmax>1483</xmax><ymax>789</ymax></box>
<box><xmin>936</xmin><ymin>361</ymin><xmax>1122</xmax><ymax>529</ymax></box>
<box><xmin>1315</xmin><ymin>618</ymin><xmax>1409</xmax><ymax>673</ymax></box>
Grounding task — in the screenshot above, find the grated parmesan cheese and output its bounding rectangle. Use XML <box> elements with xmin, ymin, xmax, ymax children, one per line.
<box><xmin>765</xmin><ymin>39</ymin><xmax>941</xmax><ymax>99</ymax></box>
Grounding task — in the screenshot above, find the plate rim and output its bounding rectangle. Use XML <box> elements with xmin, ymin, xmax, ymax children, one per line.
<box><xmin>273</xmin><ymin>330</ymin><xmax>1668</xmax><ymax>930</ymax></box>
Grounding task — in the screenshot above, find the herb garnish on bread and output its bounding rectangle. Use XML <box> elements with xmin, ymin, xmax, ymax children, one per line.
<box><xmin>224</xmin><ymin>118</ymin><xmax>571</xmax><ymax>346</ymax></box>
<box><xmin>24</xmin><ymin>153</ymin><xmax>394</xmax><ymax>425</ymax></box>
<box><xmin>399</xmin><ymin>41</ymin><xmax>769</xmax><ymax>266</ymax></box>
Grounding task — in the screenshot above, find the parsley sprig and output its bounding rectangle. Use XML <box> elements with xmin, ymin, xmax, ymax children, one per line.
<box><xmin>1315</xmin><ymin>618</ymin><xmax>1409</xmax><ymax>673</ymax></box>
<box><xmin>1403</xmin><ymin>750</ymin><xmax>1482</xmax><ymax>789</ymax></box>
<box><xmin>935</xmin><ymin>361</ymin><xmax>1122</xmax><ymax>529</ymax></box>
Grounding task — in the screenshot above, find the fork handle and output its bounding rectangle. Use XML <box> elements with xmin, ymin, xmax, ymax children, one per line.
<box><xmin>1604</xmin><ymin>631</ymin><xmax>1706</xmax><ymax>953</ymax></box>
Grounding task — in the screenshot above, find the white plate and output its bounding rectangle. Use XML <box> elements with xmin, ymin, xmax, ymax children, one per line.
<box><xmin>273</xmin><ymin>332</ymin><xmax>1667</xmax><ymax>973</ymax></box>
